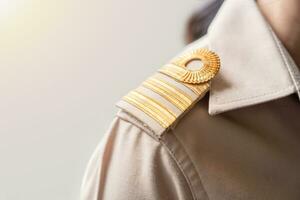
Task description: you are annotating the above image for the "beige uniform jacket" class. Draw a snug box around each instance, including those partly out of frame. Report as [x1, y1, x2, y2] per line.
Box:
[81, 0, 300, 199]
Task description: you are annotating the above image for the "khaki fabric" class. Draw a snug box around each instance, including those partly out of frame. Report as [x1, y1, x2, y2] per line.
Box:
[81, 117, 196, 200]
[171, 95, 300, 200]
[81, 0, 300, 199]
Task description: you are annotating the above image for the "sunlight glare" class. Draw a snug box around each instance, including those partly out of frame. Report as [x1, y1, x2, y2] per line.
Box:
[0, 0, 68, 51]
[0, 0, 25, 21]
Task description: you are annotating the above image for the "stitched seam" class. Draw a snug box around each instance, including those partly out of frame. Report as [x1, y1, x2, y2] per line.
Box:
[212, 85, 294, 105]
[274, 35, 295, 80]
[161, 132, 211, 200]
[271, 29, 300, 94]
[112, 115, 196, 198]
[160, 140, 198, 200]
[172, 131, 210, 200]
[115, 111, 160, 140]
[116, 113, 199, 199]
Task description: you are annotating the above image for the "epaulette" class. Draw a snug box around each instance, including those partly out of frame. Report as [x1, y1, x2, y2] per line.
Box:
[116, 48, 220, 138]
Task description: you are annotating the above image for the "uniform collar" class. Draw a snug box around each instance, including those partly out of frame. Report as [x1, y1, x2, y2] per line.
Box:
[207, 0, 300, 115]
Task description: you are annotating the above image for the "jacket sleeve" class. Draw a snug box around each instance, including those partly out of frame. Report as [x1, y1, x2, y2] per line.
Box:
[80, 116, 194, 200]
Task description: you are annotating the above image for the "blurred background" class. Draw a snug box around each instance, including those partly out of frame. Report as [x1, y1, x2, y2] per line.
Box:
[0, 0, 203, 199]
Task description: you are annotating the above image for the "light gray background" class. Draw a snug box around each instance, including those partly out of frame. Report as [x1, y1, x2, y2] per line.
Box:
[0, 0, 202, 199]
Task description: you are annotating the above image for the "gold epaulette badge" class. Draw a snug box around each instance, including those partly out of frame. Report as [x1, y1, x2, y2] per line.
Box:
[117, 48, 220, 136]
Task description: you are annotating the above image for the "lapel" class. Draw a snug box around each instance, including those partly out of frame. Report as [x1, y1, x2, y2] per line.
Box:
[206, 0, 300, 115]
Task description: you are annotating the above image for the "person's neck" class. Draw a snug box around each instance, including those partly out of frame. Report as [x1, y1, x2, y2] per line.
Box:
[258, 0, 300, 67]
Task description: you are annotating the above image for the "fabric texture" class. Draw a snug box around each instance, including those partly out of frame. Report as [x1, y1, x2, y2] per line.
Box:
[81, 0, 300, 199]
[172, 95, 300, 200]
[81, 117, 196, 200]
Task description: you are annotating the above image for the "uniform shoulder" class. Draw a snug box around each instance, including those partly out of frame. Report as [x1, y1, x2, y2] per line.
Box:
[116, 38, 220, 138]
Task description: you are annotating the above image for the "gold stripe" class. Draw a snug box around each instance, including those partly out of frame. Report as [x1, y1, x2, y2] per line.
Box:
[123, 90, 177, 128]
[123, 95, 169, 128]
[126, 90, 176, 127]
[143, 81, 187, 111]
[159, 64, 185, 81]
[156, 72, 210, 96]
[149, 76, 193, 103]
[143, 77, 192, 111]
[132, 90, 177, 120]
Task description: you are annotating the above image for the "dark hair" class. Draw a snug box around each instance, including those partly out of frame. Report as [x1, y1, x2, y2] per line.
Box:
[185, 0, 224, 44]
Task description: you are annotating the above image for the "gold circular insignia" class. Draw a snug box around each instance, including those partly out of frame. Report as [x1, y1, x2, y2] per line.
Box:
[160, 49, 220, 84]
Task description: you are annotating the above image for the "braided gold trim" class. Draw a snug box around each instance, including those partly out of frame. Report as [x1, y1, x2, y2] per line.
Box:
[123, 90, 177, 128]
[142, 76, 192, 111]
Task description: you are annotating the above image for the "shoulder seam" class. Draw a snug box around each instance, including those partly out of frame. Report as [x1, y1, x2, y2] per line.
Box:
[116, 109, 160, 141]
[160, 141, 197, 200]
[160, 132, 210, 200]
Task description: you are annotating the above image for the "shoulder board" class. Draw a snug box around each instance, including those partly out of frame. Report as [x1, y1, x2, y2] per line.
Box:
[116, 48, 220, 138]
